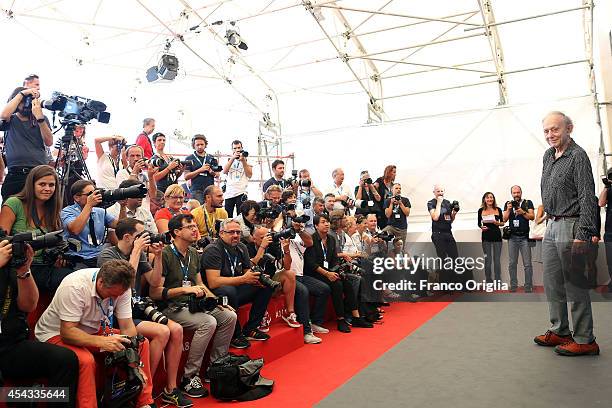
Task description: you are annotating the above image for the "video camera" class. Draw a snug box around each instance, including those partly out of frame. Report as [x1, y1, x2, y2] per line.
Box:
[91, 184, 148, 209]
[43, 91, 110, 125]
[188, 294, 229, 313]
[252, 253, 282, 290]
[330, 258, 365, 280]
[0, 229, 79, 267]
[132, 294, 168, 324]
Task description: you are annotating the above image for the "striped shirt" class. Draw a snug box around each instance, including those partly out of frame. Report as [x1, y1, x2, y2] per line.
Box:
[541, 139, 598, 241]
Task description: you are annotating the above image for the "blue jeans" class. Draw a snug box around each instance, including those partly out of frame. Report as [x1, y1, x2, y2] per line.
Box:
[212, 284, 273, 337]
[297, 275, 331, 327]
[482, 241, 502, 281]
[508, 236, 533, 288]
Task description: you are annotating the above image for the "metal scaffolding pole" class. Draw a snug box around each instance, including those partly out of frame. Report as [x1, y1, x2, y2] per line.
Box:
[302, 0, 384, 122]
[355, 57, 495, 75]
[465, 5, 591, 31]
[380, 80, 498, 100]
[479, 59, 589, 78]
[477, 0, 508, 105]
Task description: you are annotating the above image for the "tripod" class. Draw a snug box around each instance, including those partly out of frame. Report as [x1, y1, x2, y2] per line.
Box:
[55, 122, 92, 206]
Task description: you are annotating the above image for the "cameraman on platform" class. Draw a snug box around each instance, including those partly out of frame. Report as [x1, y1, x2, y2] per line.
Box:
[35, 259, 155, 408]
[108, 179, 158, 234]
[151, 132, 184, 201]
[0, 87, 54, 201]
[222, 140, 253, 217]
[99, 219, 192, 407]
[184, 134, 220, 204]
[383, 183, 411, 248]
[355, 170, 382, 217]
[297, 169, 322, 209]
[427, 184, 460, 284]
[135, 118, 155, 160]
[262, 159, 292, 192]
[0, 242, 79, 408]
[61, 180, 126, 269]
[94, 134, 126, 189]
[326, 168, 354, 213]
[502, 185, 535, 292]
[151, 214, 236, 399]
[116, 145, 158, 212]
[203, 219, 274, 349]
[598, 169, 612, 292]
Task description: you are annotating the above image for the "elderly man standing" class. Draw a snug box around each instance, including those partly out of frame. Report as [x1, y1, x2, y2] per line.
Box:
[535, 111, 600, 356]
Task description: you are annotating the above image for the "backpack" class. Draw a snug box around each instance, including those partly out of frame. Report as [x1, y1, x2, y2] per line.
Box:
[207, 353, 274, 401]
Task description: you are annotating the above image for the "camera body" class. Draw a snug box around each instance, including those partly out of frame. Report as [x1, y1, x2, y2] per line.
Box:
[257, 201, 282, 221]
[300, 179, 311, 188]
[235, 150, 249, 158]
[253, 253, 282, 290]
[93, 184, 148, 209]
[132, 296, 168, 324]
[451, 200, 460, 212]
[148, 232, 172, 245]
[373, 230, 394, 242]
[363, 177, 373, 185]
[188, 294, 228, 313]
[269, 228, 296, 242]
[330, 258, 365, 280]
[0, 229, 74, 267]
[394, 195, 402, 202]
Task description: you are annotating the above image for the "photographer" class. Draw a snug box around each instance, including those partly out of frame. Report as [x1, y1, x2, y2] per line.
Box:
[0, 241, 79, 408]
[0, 165, 74, 291]
[374, 165, 397, 229]
[236, 199, 260, 243]
[184, 134, 220, 204]
[61, 180, 125, 268]
[192, 185, 228, 238]
[155, 184, 190, 234]
[135, 117, 155, 159]
[427, 184, 459, 266]
[151, 214, 237, 398]
[355, 170, 382, 217]
[478, 192, 504, 283]
[0, 87, 54, 201]
[297, 169, 322, 209]
[109, 179, 158, 234]
[326, 168, 354, 213]
[363, 214, 390, 257]
[116, 144, 158, 213]
[98, 219, 192, 407]
[35, 259, 155, 408]
[203, 218, 273, 349]
[304, 214, 373, 333]
[598, 169, 612, 292]
[304, 197, 326, 234]
[260, 184, 284, 231]
[262, 159, 293, 192]
[383, 183, 411, 249]
[502, 185, 535, 292]
[94, 134, 126, 189]
[151, 132, 183, 199]
[324, 193, 336, 214]
[222, 140, 253, 217]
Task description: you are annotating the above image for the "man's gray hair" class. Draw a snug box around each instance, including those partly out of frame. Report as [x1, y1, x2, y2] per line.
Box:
[143, 117, 155, 127]
[544, 111, 573, 127]
[332, 168, 343, 178]
[219, 218, 241, 232]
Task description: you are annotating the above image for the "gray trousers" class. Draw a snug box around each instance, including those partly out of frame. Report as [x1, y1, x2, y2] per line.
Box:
[163, 305, 237, 379]
[508, 236, 533, 288]
[542, 218, 594, 344]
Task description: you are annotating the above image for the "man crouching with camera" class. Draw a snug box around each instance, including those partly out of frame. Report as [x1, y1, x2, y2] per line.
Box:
[203, 219, 274, 349]
[98, 219, 192, 407]
[150, 214, 237, 399]
[34, 259, 155, 408]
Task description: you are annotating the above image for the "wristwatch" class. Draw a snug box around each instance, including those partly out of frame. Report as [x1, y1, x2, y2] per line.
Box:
[16, 270, 32, 280]
[36, 118, 45, 123]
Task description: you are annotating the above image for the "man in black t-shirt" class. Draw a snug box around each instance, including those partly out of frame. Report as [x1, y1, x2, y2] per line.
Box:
[502, 185, 535, 292]
[383, 183, 411, 249]
[203, 218, 274, 349]
[0, 242, 79, 407]
[427, 185, 459, 284]
[262, 159, 292, 192]
[184, 134, 220, 204]
[354, 170, 382, 217]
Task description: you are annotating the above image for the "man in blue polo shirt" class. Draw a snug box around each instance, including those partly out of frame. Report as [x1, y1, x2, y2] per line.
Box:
[61, 179, 125, 269]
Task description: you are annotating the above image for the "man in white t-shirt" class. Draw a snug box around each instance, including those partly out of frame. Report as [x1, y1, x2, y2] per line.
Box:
[326, 168, 354, 213]
[116, 144, 158, 213]
[35, 260, 155, 408]
[108, 179, 158, 234]
[288, 221, 330, 340]
[94, 134, 126, 189]
[222, 140, 252, 217]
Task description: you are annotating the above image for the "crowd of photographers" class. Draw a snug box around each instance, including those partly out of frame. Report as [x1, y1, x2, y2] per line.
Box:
[1, 76, 611, 406]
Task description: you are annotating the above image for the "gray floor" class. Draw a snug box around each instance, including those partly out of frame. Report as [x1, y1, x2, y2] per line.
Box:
[318, 302, 612, 408]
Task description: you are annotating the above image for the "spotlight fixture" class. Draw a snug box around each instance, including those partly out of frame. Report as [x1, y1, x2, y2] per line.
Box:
[146, 54, 179, 83]
[225, 21, 248, 51]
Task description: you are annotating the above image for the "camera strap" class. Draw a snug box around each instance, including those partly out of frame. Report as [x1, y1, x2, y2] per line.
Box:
[203, 208, 216, 237]
[30, 205, 46, 235]
[170, 244, 190, 282]
[88, 215, 99, 246]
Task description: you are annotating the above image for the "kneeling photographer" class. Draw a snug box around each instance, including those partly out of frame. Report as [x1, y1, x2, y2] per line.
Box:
[98, 219, 192, 407]
[0, 165, 75, 291]
[202, 219, 273, 349]
[304, 214, 373, 333]
[151, 214, 236, 399]
[61, 179, 139, 269]
[0, 240, 79, 408]
[34, 259, 155, 408]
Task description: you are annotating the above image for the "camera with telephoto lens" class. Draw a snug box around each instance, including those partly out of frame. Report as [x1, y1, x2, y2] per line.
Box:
[300, 179, 311, 188]
[132, 294, 168, 324]
[149, 157, 193, 170]
[373, 230, 394, 242]
[188, 294, 228, 313]
[194, 236, 214, 251]
[270, 228, 296, 242]
[92, 184, 148, 209]
[330, 258, 365, 280]
[286, 170, 298, 185]
[42, 91, 110, 124]
[148, 232, 172, 245]
[394, 195, 402, 202]
[0, 229, 76, 267]
[292, 214, 310, 224]
[101, 333, 146, 407]
[451, 200, 460, 212]
[257, 201, 282, 220]
[253, 253, 281, 290]
[302, 198, 311, 209]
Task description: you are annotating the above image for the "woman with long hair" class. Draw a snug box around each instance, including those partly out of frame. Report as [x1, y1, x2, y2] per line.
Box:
[154, 184, 191, 233]
[0, 165, 73, 291]
[477, 191, 504, 282]
[374, 165, 396, 229]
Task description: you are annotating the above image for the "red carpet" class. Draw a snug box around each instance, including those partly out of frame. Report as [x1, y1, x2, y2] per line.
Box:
[192, 301, 450, 407]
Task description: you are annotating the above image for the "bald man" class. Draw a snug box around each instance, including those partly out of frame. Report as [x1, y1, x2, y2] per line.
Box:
[427, 185, 459, 285]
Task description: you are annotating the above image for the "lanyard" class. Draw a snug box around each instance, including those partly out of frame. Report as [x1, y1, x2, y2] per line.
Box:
[1, 286, 11, 321]
[108, 153, 120, 176]
[93, 271, 114, 335]
[224, 248, 238, 276]
[203, 208, 215, 236]
[170, 244, 191, 281]
[320, 239, 327, 260]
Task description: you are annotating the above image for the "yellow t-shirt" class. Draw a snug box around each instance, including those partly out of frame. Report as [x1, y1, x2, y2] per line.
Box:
[191, 206, 228, 237]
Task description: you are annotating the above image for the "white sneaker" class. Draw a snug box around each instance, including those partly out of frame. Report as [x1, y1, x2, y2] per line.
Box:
[304, 333, 322, 344]
[311, 323, 329, 334]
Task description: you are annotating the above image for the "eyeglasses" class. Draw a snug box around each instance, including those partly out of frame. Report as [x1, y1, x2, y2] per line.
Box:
[179, 224, 198, 231]
[222, 230, 241, 235]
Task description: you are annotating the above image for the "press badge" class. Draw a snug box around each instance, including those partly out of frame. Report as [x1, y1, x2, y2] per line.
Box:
[513, 220, 520, 228]
[395, 214, 401, 219]
[323, 261, 329, 268]
[182, 280, 192, 287]
[368, 200, 374, 207]
[444, 214, 451, 221]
